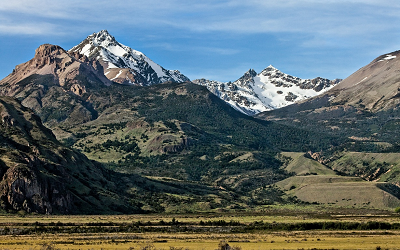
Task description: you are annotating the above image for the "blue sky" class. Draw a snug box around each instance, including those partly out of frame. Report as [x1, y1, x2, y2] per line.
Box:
[0, 0, 399, 82]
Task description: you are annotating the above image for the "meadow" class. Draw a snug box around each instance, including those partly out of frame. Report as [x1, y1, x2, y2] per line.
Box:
[1, 207, 400, 250]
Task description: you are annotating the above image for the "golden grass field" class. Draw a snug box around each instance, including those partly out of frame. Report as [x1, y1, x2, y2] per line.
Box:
[1, 231, 400, 250]
[0, 210, 400, 250]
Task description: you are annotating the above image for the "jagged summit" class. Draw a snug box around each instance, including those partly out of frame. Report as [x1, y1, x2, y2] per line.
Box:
[69, 30, 190, 86]
[92, 30, 116, 44]
[193, 66, 341, 115]
[264, 65, 277, 70]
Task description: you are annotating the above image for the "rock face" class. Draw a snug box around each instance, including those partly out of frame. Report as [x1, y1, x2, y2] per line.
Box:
[0, 97, 73, 213]
[0, 155, 73, 214]
[0, 97, 138, 214]
[69, 30, 190, 86]
[193, 66, 340, 115]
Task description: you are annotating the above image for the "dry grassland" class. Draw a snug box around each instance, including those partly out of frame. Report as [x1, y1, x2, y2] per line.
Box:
[0, 212, 400, 250]
[1, 231, 400, 250]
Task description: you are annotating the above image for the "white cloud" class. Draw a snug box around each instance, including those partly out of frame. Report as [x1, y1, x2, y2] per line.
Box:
[1, 0, 399, 72]
[1, 0, 399, 39]
[143, 42, 240, 56]
[0, 23, 54, 35]
[0, 14, 61, 35]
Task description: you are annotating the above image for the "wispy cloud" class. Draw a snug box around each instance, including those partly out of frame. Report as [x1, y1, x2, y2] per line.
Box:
[0, 21, 54, 35]
[1, 0, 399, 39]
[143, 42, 240, 55]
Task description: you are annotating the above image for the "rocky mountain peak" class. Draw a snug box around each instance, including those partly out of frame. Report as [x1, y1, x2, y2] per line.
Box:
[0, 43, 112, 125]
[1, 43, 111, 89]
[34, 44, 66, 60]
[83, 30, 121, 56]
[246, 69, 258, 77]
[194, 66, 340, 115]
[93, 30, 115, 43]
[263, 65, 278, 71]
[69, 30, 190, 86]
[234, 69, 257, 87]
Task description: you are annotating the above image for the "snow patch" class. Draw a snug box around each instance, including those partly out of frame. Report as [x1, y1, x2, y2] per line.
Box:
[355, 76, 368, 85]
[80, 44, 92, 57]
[144, 58, 167, 79]
[379, 55, 397, 62]
[111, 70, 123, 81]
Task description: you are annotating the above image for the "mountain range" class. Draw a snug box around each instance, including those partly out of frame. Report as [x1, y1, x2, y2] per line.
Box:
[69, 30, 340, 115]
[1, 30, 400, 214]
[194, 67, 341, 115]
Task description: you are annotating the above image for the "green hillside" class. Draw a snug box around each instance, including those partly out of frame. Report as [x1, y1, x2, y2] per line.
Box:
[54, 82, 339, 187]
[0, 96, 283, 214]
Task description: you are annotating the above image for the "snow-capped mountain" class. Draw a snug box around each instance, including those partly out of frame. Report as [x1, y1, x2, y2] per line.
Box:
[69, 30, 190, 86]
[193, 66, 341, 115]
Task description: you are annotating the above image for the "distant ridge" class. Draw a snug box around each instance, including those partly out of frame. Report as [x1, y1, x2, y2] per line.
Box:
[194, 66, 340, 115]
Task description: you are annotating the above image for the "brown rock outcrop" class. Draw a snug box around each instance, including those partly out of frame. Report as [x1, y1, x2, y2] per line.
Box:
[0, 44, 111, 126]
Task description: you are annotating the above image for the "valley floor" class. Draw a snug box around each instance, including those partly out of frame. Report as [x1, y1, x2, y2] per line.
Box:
[1, 231, 400, 250]
[1, 209, 400, 250]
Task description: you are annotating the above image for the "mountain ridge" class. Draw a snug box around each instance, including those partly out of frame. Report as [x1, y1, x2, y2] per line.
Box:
[193, 65, 341, 115]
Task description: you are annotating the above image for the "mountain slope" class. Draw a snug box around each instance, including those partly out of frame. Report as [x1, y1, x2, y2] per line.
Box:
[69, 30, 190, 85]
[194, 66, 340, 115]
[0, 96, 258, 214]
[328, 50, 400, 111]
[256, 49, 400, 183]
[65, 81, 336, 182]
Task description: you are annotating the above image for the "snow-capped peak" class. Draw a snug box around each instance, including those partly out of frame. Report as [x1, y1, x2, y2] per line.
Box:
[69, 30, 190, 86]
[265, 65, 277, 70]
[193, 67, 341, 115]
[92, 30, 116, 46]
